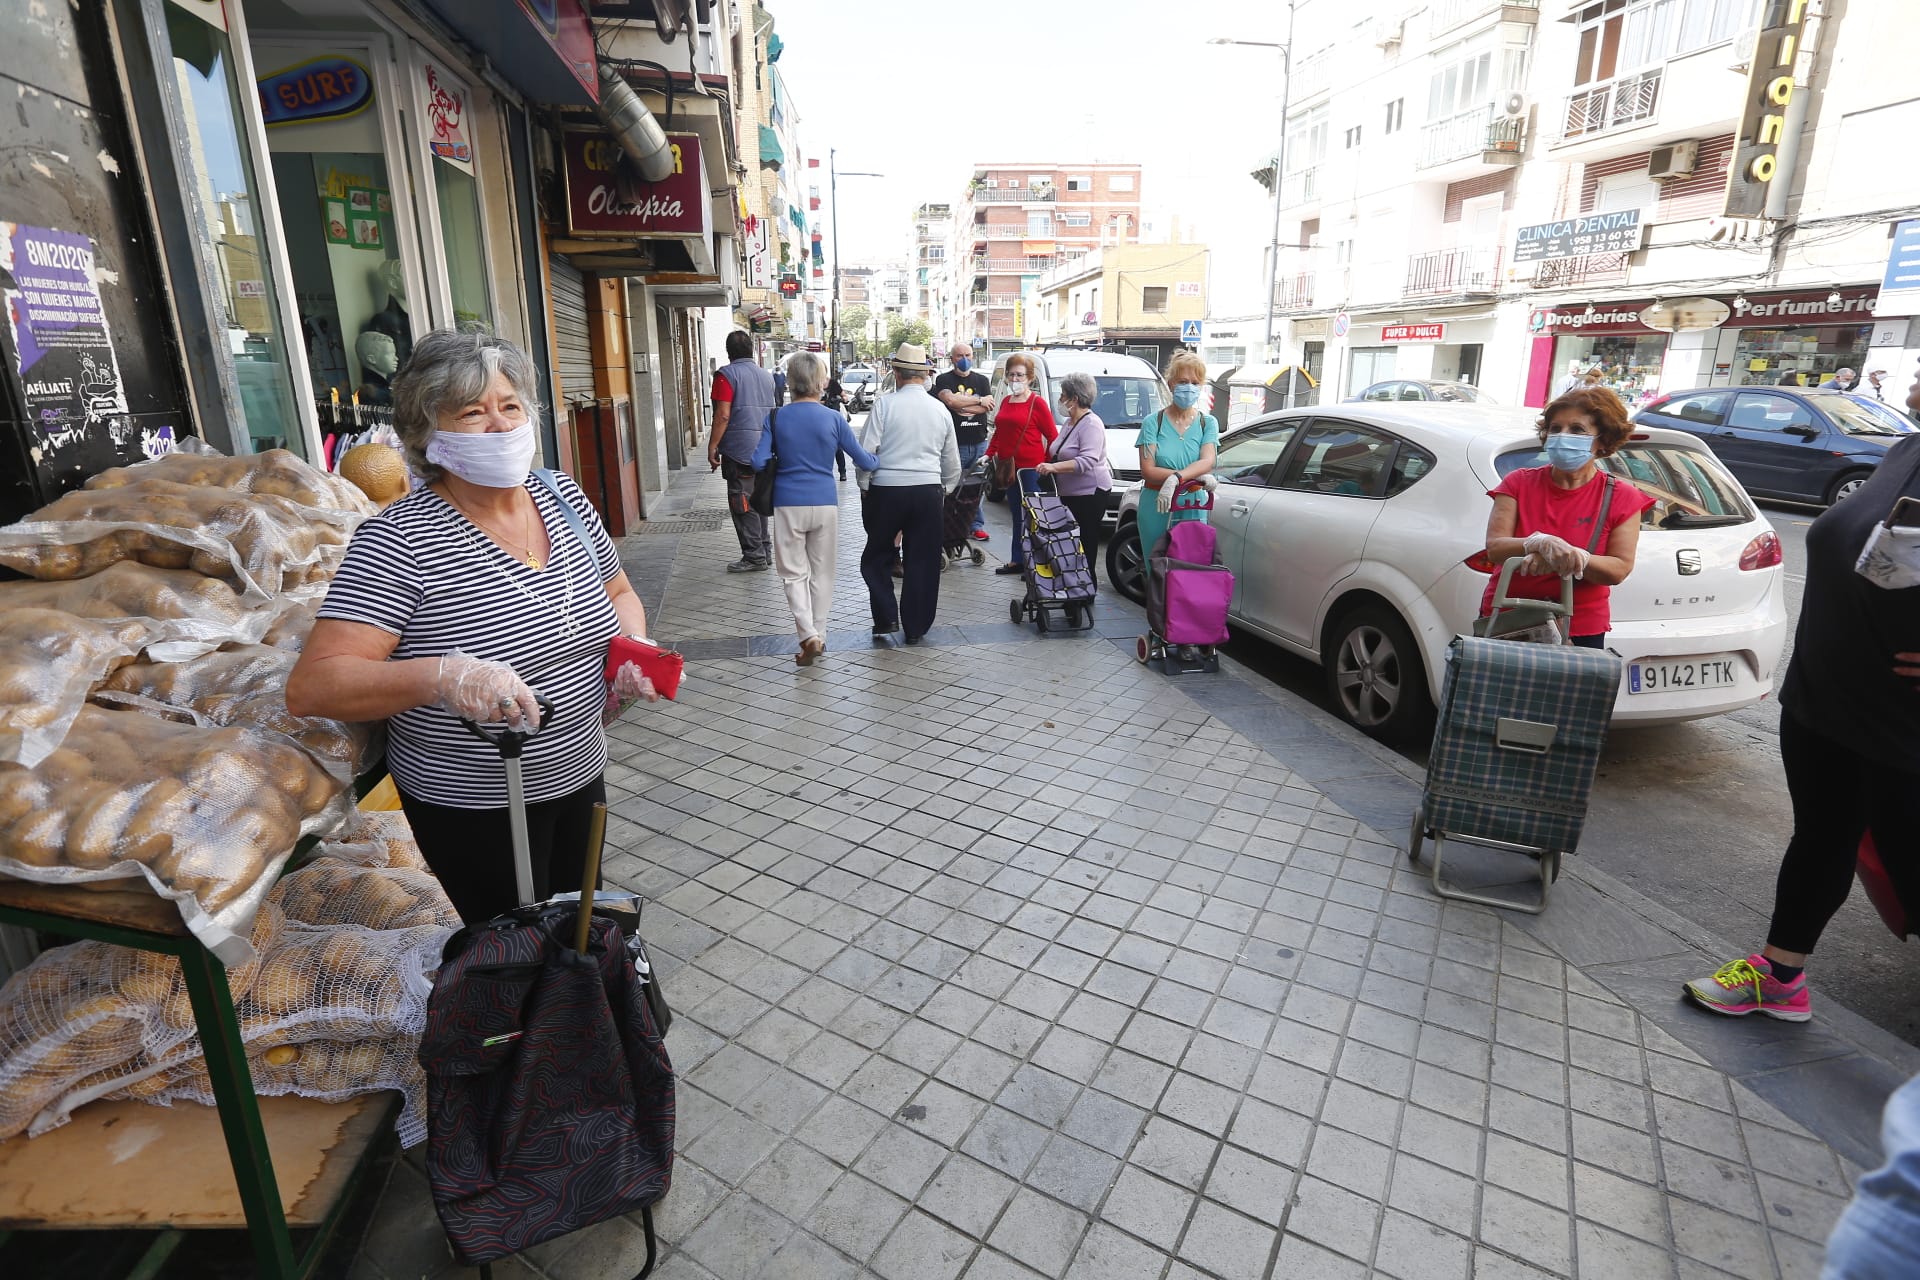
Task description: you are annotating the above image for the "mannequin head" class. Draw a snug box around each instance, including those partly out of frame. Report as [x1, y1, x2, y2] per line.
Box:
[379, 258, 407, 309]
[357, 330, 399, 379]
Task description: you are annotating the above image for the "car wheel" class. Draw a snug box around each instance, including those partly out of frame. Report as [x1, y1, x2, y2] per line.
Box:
[1106, 518, 1147, 604]
[1324, 605, 1432, 743]
[1827, 469, 1872, 504]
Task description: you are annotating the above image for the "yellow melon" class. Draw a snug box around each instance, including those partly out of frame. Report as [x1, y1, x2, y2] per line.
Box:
[337, 444, 411, 508]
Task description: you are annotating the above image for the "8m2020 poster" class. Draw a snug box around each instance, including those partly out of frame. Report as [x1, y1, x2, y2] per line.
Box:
[1, 221, 129, 454]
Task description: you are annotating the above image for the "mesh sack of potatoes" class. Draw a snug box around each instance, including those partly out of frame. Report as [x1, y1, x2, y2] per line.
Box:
[86, 441, 376, 518]
[96, 644, 381, 779]
[0, 705, 351, 964]
[0, 607, 142, 767]
[0, 562, 278, 662]
[273, 857, 458, 931]
[0, 481, 359, 601]
[104, 919, 448, 1146]
[310, 807, 429, 872]
[258, 597, 320, 651]
[0, 902, 286, 1139]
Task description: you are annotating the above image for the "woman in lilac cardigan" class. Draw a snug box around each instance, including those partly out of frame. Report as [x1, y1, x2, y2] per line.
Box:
[1036, 371, 1115, 589]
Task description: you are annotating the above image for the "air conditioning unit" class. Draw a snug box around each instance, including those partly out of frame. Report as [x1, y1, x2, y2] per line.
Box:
[1501, 92, 1529, 119]
[1372, 18, 1404, 48]
[1649, 140, 1699, 181]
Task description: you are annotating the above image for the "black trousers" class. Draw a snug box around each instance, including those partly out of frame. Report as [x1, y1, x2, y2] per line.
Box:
[1060, 490, 1110, 589]
[1768, 710, 1920, 954]
[399, 775, 606, 926]
[861, 483, 943, 638]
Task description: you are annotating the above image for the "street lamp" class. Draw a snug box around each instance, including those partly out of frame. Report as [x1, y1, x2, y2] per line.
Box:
[1211, 5, 1297, 398]
[828, 148, 884, 367]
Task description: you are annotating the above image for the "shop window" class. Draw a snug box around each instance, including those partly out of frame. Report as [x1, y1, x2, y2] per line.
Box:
[421, 61, 492, 329]
[167, 4, 305, 455]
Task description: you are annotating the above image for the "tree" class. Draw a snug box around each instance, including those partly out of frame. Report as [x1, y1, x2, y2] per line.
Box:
[882, 314, 932, 357]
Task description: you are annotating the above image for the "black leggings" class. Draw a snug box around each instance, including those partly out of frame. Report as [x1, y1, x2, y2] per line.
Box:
[1060, 490, 1110, 589]
[1768, 711, 1920, 954]
[399, 775, 606, 925]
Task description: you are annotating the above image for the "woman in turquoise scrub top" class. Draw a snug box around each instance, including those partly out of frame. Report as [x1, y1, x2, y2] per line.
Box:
[1135, 350, 1220, 562]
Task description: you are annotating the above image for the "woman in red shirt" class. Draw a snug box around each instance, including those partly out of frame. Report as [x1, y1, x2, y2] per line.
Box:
[1482, 387, 1654, 646]
[986, 351, 1058, 575]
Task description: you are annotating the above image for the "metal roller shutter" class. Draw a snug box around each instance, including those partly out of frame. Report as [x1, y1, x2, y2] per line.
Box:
[549, 256, 594, 403]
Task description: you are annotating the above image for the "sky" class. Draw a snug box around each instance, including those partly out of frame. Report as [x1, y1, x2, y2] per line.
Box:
[768, 0, 1294, 316]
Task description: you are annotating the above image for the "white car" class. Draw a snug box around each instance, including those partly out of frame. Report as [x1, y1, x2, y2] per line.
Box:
[1106, 404, 1788, 741]
[989, 348, 1170, 525]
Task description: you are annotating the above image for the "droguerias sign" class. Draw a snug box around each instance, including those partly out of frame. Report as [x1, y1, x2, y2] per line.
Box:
[562, 130, 706, 238]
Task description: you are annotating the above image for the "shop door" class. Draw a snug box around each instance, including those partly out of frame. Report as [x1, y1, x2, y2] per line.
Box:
[254, 37, 427, 415]
[1302, 341, 1324, 406]
[1348, 346, 1395, 397]
[1456, 344, 1484, 385]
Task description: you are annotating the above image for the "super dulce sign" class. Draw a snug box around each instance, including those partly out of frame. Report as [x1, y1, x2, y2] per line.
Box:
[562, 131, 705, 238]
[1381, 323, 1445, 342]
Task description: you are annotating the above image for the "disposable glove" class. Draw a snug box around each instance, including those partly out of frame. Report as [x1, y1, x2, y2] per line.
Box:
[433, 651, 542, 728]
[1522, 531, 1589, 578]
[603, 661, 659, 724]
[1197, 474, 1219, 492]
[1156, 474, 1181, 512]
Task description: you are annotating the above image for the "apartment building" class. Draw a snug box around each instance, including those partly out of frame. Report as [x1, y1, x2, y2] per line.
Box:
[943, 163, 1144, 358]
[1027, 244, 1211, 370]
[911, 202, 951, 331]
[1268, 0, 1916, 408]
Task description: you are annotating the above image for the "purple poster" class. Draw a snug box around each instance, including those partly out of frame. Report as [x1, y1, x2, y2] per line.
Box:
[1, 222, 129, 451]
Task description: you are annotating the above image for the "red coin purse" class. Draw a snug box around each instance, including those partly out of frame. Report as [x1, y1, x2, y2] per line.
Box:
[604, 636, 684, 701]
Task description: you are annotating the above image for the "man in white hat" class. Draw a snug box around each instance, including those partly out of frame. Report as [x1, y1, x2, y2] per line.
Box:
[855, 343, 961, 643]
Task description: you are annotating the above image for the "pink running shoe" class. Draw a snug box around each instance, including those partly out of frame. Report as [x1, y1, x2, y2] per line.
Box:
[1684, 954, 1812, 1022]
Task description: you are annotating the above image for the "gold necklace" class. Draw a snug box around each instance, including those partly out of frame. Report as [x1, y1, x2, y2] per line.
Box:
[440, 486, 543, 568]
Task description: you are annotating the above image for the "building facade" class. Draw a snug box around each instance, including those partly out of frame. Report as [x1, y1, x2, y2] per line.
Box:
[0, 0, 782, 528]
[910, 202, 951, 334]
[1027, 245, 1212, 371]
[944, 163, 1144, 358]
[1264, 0, 1914, 409]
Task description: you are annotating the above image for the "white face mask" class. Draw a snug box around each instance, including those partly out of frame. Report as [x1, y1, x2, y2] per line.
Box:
[426, 421, 537, 489]
[1007, 376, 1029, 393]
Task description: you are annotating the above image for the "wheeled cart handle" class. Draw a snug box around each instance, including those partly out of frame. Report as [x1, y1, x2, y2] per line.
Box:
[459, 692, 558, 757]
[460, 692, 557, 906]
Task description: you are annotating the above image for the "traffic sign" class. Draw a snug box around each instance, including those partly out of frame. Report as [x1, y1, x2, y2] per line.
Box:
[1180, 319, 1204, 343]
[1332, 310, 1351, 338]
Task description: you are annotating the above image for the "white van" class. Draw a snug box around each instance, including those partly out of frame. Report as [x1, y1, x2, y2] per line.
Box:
[989, 347, 1171, 525]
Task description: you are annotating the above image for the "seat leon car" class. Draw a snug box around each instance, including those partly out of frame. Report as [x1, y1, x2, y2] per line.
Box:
[1633, 386, 1910, 505]
[1106, 405, 1788, 742]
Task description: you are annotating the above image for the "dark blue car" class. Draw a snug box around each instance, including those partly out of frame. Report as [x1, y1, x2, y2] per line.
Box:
[1632, 387, 1914, 506]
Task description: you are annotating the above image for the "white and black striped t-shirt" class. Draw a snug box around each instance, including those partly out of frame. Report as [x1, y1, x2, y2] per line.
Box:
[317, 472, 621, 807]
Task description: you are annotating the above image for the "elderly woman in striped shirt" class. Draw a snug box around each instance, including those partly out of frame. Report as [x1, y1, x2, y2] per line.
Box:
[287, 329, 657, 924]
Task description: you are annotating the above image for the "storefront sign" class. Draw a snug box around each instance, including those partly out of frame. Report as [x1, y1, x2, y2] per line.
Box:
[258, 56, 374, 128]
[1, 222, 129, 443]
[1512, 210, 1645, 264]
[743, 214, 771, 290]
[1725, 1, 1811, 219]
[1639, 297, 1730, 333]
[514, 0, 598, 103]
[1723, 287, 1878, 326]
[563, 131, 706, 238]
[1176, 281, 1203, 297]
[1527, 302, 1658, 335]
[421, 61, 473, 169]
[1876, 219, 1920, 318]
[1381, 323, 1445, 342]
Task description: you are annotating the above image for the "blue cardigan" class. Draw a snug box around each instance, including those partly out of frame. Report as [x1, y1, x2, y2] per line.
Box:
[749, 401, 878, 508]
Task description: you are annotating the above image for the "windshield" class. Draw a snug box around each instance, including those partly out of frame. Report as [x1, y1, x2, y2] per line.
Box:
[1495, 439, 1756, 528]
[1818, 392, 1917, 436]
[1429, 383, 1485, 403]
[1047, 374, 1169, 428]
[843, 370, 875, 385]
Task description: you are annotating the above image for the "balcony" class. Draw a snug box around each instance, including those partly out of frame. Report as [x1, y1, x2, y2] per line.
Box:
[1278, 167, 1319, 209]
[1274, 272, 1316, 310]
[971, 186, 1055, 204]
[985, 256, 1060, 273]
[985, 226, 1026, 240]
[1292, 49, 1331, 103]
[1405, 247, 1501, 297]
[1417, 104, 1526, 170]
[1526, 252, 1629, 289]
[968, 291, 988, 308]
[989, 294, 1022, 309]
[1429, 0, 1538, 36]
[1562, 69, 1662, 140]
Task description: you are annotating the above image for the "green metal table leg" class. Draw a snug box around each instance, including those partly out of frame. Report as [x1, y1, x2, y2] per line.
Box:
[122, 1229, 186, 1280]
[177, 943, 296, 1278]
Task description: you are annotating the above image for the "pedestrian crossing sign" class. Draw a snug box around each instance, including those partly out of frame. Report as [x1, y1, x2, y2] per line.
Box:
[1180, 319, 1203, 342]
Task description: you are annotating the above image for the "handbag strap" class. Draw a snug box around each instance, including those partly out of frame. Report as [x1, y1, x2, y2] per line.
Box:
[533, 469, 595, 558]
[766, 406, 778, 459]
[1585, 473, 1616, 554]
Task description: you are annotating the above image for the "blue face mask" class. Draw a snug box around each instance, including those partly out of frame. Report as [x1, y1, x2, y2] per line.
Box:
[1171, 384, 1202, 409]
[954, 357, 971, 372]
[1543, 433, 1595, 471]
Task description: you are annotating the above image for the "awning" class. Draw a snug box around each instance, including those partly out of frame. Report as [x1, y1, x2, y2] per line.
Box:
[1022, 240, 1055, 255]
[767, 32, 785, 62]
[759, 125, 785, 170]
[419, 0, 597, 105]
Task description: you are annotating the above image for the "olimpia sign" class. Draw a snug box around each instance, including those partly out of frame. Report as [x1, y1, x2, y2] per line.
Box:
[1725, 0, 1813, 219]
